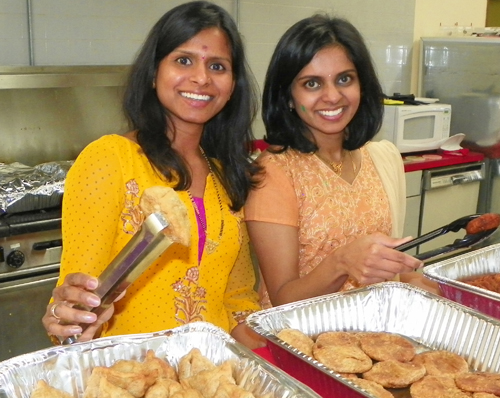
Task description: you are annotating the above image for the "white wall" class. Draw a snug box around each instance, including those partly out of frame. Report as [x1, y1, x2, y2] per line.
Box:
[0, 0, 486, 138]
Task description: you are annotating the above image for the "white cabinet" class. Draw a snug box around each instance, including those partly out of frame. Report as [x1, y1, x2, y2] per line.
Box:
[404, 171, 422, 255]
[419, 162, 485, 253]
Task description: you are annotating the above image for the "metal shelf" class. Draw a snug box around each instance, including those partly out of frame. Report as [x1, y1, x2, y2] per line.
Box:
[0, 65, 130, 89]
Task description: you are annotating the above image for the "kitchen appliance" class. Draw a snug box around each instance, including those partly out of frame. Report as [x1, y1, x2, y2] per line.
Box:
[418, 162, 485, 255]
[419, 37, 500, 238]
[0, 207, 62, 361]
[403, 170, 422, 256]
[373, 103, 451, 153]
[0, 66, 129, 361]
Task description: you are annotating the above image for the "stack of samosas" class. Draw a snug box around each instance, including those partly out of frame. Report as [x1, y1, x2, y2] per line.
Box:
[30, 348, 265, 398]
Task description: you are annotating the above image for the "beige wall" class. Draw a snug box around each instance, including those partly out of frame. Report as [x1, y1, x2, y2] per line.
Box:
[411, 0, 488, 93]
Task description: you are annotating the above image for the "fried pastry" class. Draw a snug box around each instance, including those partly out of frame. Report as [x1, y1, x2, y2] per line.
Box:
[213, 382, 255, 398]
[472, 393, 500, 398]
[362, 359, 426, 388]
[359, 332, 416, 362]
[276, 328, 315, 357]
[180, 360, 235, 398]
[349, 378, 394, 398]
[465, 213, 500, 235]
[30, 380, 73, 398]
[313, 343, 372, 373]
[412, 350, 469, 376]
[145, 378, 183, 398]
[315, 331, 360, 347]
[455, 372, 500, 395]
[178, 348, 216, 380]
[96, 376, 136, 398]
[144, 350, 178, 381]
[170, 388, 204, 398]
[410, 375, 470, 398]
[338, 373, 359, 380]
[139, 186, 191, 247]
[83, 365, 155, 398]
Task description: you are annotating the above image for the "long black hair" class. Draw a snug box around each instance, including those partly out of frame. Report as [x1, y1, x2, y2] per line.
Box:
[123, 1, 260, 210]
[262, 14, 384, 152]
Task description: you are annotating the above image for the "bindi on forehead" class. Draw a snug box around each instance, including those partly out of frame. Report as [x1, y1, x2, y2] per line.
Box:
[202, 45, 208, 59]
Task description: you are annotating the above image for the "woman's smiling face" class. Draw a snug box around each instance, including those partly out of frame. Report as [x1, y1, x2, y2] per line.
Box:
[290, 45, 361, 140]
[155, 27, 235, 134]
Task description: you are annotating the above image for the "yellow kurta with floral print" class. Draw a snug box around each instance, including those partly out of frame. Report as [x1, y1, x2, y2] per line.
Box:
[59, 134, 260, 336]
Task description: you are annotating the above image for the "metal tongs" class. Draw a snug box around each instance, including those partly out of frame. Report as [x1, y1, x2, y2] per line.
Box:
[395, 214, 498, 262]
[61, 212, 174, 345]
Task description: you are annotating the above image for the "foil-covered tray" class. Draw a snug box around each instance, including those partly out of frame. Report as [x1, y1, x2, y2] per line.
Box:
[0, 161, 72, 215]
[0, 322, 320, 398]
[246, 281, 500, 398]
[423, 242, 500, 320]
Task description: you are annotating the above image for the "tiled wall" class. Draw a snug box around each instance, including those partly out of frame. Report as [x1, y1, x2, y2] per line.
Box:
[0, 0, 415, 137]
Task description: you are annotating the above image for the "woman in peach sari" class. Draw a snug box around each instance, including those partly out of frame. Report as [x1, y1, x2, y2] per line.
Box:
[245, 14, 437, 309]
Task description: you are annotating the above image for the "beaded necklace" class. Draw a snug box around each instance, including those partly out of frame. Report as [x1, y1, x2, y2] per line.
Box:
[187, 149, 225, 255]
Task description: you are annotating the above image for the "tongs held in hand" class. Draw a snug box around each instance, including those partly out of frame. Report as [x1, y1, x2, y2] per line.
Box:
[395, 213, 497, 262]
[394, 214, 481, 253]
[62, 212, 173, 345]
[413, 229, 495, 262]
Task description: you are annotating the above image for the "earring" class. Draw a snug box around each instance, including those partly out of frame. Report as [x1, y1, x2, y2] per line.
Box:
[152, 80, 156, 89]
[288, 101, 294, 112]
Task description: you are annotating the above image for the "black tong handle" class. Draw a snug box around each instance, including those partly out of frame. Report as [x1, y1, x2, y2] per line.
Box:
[395, 214, 481, 253]
[415, 229, 496, 262]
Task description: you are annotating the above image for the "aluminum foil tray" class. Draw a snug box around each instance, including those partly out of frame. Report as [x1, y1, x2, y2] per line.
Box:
[246, 281, 500, 398]
[0, 161, 72, 215]
[423, 242, 500, 320]
[0, 322, 320, 398]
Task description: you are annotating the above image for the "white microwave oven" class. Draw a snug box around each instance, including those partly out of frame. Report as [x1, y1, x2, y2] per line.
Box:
[374, 103, 452, 153]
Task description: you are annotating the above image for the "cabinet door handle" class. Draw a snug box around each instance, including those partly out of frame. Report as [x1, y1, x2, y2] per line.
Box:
[451, 175, 467, 184]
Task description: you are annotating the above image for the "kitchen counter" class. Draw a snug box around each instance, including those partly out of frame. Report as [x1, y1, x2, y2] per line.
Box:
[403, 149, 484, 172]
[251, 140, 485, 172]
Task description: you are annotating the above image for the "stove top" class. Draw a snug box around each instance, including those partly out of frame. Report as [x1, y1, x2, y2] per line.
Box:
[0, 207, 62, 279]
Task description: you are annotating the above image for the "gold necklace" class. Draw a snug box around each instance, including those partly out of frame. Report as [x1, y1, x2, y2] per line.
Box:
[187, 149, 224, 255]
[329, 153, 345, 175]
[316, 150, 345, 175]
[316, 149, 356, 175]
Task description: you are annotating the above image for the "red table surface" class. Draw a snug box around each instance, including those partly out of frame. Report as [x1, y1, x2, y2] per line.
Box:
[251, 140, 485, 173]
[403, 149, 484, 172]
[253, 345, 277, 365]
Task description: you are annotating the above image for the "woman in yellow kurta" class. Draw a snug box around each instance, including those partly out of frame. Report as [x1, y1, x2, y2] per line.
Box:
[41, 1, 264, 349]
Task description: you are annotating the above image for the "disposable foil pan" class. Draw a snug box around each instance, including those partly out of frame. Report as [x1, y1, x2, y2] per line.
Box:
[423, 242, 500, 320]
[246, 281, 500, 398]
[0, 322, 320, 398]
[0, 161, 72, 214]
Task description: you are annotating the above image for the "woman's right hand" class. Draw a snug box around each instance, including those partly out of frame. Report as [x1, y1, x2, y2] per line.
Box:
[333, 233, 423, 286]
[42, 272, 115, 344]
